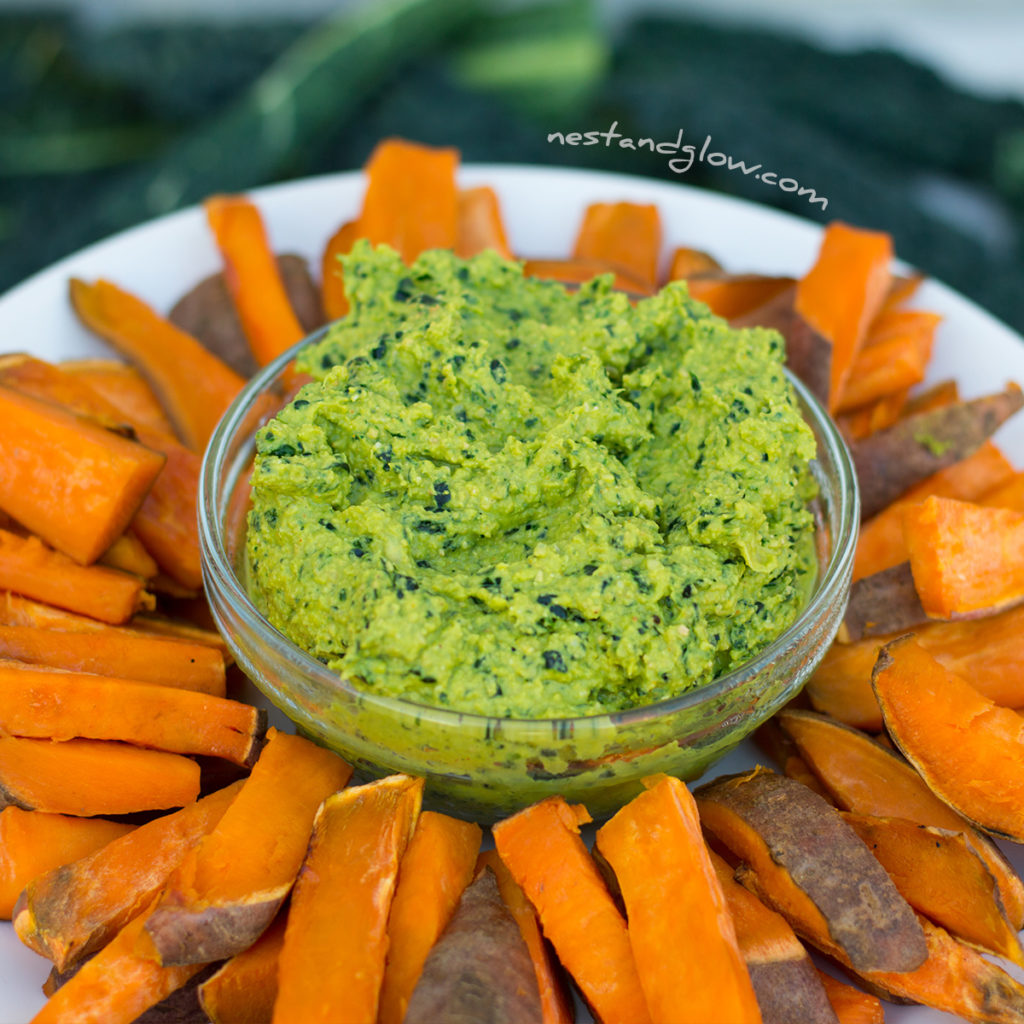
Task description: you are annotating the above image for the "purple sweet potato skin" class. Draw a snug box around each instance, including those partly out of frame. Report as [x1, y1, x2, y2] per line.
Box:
[404, 868, 542, 1024]
[842, 561, 927, 641]
[747, 958, 839, 1024]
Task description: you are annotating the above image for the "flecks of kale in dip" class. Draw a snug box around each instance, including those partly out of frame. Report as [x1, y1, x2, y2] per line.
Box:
[245, 242, 818, 719]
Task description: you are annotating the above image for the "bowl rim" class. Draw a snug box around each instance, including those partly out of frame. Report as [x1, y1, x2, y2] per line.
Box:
[199, 308, 859, 732]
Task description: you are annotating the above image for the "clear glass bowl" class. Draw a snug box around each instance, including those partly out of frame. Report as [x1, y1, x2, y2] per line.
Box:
[199, 330, 858, 823]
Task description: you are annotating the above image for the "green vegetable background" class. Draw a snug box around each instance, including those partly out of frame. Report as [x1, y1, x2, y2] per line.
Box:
[3, 0, 1024, 333]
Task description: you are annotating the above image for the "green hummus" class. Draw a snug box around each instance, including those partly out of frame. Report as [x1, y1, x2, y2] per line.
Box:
[245, 242, 817, 719]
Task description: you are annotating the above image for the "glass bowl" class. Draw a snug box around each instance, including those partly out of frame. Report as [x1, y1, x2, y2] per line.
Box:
[199, 330, 858, 824]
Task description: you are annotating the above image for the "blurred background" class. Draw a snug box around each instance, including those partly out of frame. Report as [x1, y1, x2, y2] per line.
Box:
[3, 0, 1024, 331]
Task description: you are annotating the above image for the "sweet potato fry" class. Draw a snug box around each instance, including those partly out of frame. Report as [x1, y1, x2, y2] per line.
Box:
[809, 602, 1024, 730]
[816, 972, 884, 1024]
[841, 561, 926, 641]
[493, 795, 651, 1024]
[0, 626, 224, 694]
[62, 358, 177, 437]
[572, 201, 662, 287]
[904, 495, 1024, 619]
[272, 774, 423, 1024]
[596, 774, 762, 1024]
[456, 185, 513, 259]
[198, 909, 286, 1024]
[688, 274, 794, 321]
[69, 277, 246, 452]
[850, 383, 1024, 519]
[902, 378, 959, 417]
[475, 850, 574, 1024]
[204, 195, 309, 367]
[0, 669, 263, 766]
[834, 310, 939, 413]
[320, 219, 360, 321]
[0, 735, 200, 816]
[522, 257, 653, 295]
[709, 849, 838, 1024]
[403, 868, 542, 1024]
[170, 253, 324, 378]
[794, 222, 892, 412]
[837, 388, 908, 440]
[146, 728, 351, 966]
[778, 708, 1024, 929]
[664, 246, 723, 281]
[100, 530, 159, 579]
[873, 635, 1024, 842]
[378, 811, 482, 1024]
[358, 138, 459, 263]
[880, 271, 925, 313]
[0, 385, 165, 565]
[0, 808, 133, 919]
[695, 768, 927, 974]
[14, 781, 241, 970]
[0, 590, 107, 631]
[853, 440, 1015, 582]
[842, 810, 1024, 965]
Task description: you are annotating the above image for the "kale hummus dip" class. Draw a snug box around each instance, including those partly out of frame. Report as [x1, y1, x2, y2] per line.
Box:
[245, 242, 817, 719]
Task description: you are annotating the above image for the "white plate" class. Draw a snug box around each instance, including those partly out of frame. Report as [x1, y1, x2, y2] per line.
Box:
[2, 165, 1024, 1023]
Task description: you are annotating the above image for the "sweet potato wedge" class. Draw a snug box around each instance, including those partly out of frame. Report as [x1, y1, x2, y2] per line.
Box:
[816, 972, 884, 1024]
[778, 708, 1024, 929]
[403, 867, 542, 1024]
[320, 219, 360, 321]
[456, 185, 513, 260]
[596, 774, 761, 1024]
[62, 358, 177, 438]
[493, 795, 651, 1024]
[842, 811, 1024, 965]
[904, 495, 1024, 619]
[841, 561, 926, 641]
[709, 849, 838, 1024]
[378, 811, 482, 1024]
[850, 383, 1024, 519]
[695, 767, 927, 974]
[0, 808, 133, 919]
[475, 850, 575, 1024]
[146, 728, 352, 966]
[572, 201, 662, 287]
[873, 635, 1024, 842]
[664, 245, 723, 282]
[198, 909, 286, 1024]
[272, 774, 423, 1024]
[0, 735, 200, 817]
[14, 780, 241, 971]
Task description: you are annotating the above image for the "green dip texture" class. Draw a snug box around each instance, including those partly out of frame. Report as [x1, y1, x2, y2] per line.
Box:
[245, 242, 817, 719]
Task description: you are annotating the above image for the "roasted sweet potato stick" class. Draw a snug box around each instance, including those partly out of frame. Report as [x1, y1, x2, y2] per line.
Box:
[0, 808, 132, 919]
[838, 389, 908, 441]
[378, 811, 482, 1024]
[815, 972, 884, 1024]
[493, 795, 652, 1024]
[146, 728, 352, 966]
[695, 768, 927, 974]
[902, 378, 959, 417]
[880, 271, 925, 314]
[69, 277, 245, 452]
[834, 310, 939, 413]
[456, 185, 513, 259]
[708, 849, 837, 1024]
[873, 636, 1024, 842]
[0, 735, 199, 816]
[404, 868, 542, 1024]
[778, 709, 1024, 929]
[100, 531, 159, 579]
[904, 495, 1024, 618]
[0, 670, 264, 766]
[794, 222, 892, 412]
[30, 897, 210, 1024]
[0, 385, 164, 565]
[320, 219, 360, 321]
[0, 626, 224, 694]
[809, 602, 1024, 730]
[850, 383, 1024, 519]
[596, 774, 762, 1024]
[664, 246, 722, 281]
[842, 561, 927, 641]
[572, 201, 662, 287]
[14, 781, 241, 970]
[62, 358, 177, 437]
[205, 195, 308, 366]
[475, 849, 574, 1024]
[687, 274, 794, 320]
[198, 909, 286, 1024]
[523, 257, 653, 295]
[841, 811, 1024, 965]
[358, 138, 459, 263]
[272, 774, 423, 1024]
[853, 440, 1014, 581]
